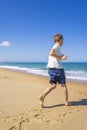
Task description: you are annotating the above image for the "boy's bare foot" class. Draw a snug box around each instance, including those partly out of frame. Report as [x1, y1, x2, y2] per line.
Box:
[65, 102, 71, 106]
[39, 95, 44, 108]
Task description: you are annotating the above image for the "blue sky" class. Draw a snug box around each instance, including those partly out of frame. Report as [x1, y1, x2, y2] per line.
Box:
[0, 0, 87, 62]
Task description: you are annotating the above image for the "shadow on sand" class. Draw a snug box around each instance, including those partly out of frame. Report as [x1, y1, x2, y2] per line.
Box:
[43, 99, 87, 108]
[71, 99, 87, 106]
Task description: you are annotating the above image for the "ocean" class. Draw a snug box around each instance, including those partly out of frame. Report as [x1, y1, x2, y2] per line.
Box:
[0, 62, 87, 83]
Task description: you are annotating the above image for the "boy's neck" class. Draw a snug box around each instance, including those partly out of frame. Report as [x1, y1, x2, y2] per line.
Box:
[55, 42, 60, 46]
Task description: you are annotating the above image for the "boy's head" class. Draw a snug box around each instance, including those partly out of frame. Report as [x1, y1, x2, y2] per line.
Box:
[54, 33, 63, 46]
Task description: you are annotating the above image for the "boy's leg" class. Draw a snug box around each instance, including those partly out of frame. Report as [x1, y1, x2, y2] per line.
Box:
[39, 83, 57, 107]
[61, 84, 70, 106]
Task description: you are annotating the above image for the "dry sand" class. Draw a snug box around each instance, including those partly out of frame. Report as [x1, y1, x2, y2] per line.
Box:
[0, 68, 87, 130]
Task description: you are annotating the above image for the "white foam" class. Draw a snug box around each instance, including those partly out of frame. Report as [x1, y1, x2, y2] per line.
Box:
[0, 65, 48, 76]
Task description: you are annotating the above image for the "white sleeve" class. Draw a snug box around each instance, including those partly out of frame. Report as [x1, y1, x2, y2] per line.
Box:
[52, 44, 63, 56]
[52, 44, 59, 52]
[52, 45, 60, 53]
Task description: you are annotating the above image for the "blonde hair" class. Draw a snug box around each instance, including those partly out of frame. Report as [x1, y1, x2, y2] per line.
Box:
[54, 33, 63, 43]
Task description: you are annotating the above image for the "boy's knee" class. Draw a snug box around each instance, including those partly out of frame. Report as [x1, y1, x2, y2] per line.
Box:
[61, 84, 66, 87]
[51, 84, 57, 89]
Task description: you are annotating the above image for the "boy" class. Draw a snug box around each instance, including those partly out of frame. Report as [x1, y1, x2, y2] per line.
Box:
[39, 33, 70, 107]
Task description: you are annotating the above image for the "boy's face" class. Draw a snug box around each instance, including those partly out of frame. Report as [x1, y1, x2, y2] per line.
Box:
[59, 38, 63, 46]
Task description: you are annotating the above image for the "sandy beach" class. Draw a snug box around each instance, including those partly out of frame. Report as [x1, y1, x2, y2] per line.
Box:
[0, 68, 87, 130]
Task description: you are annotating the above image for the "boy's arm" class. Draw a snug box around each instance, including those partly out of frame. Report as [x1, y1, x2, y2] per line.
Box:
[50, 49, 67, 60]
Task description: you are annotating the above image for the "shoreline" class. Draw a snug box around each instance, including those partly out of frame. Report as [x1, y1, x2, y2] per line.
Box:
[0, 62, 87, 83]
[0, 68, 87, 130]
[0, 67, 87, 84]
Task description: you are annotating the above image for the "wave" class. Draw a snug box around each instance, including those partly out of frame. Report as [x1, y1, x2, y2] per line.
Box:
[66, 72, 87, 82]
[0, 65, 87, 82]
[0, 65, 48, 76]
[65, 71, 87, 81]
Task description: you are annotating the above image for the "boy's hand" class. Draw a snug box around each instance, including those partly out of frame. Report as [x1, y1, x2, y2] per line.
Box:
[61, 55, 68, 60]
[50, 50, 68, 60]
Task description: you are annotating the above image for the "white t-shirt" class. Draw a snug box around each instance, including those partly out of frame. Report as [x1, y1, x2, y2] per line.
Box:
[47, 43, 63, 68]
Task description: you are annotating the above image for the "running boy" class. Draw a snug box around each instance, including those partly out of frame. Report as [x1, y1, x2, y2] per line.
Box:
[39, 33, 70, 107]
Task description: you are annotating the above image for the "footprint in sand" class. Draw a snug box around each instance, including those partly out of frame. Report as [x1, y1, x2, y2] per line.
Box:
[18, 119, 29, 130]
[9, 126, 17, 130]
[1, 116, 10, 122]
[0, 76, 10, 79]
[33, 114, 40, 117]
[27, 108, 43, 118]
[9, 118, 29, 130]
[45, 120, 51, 123]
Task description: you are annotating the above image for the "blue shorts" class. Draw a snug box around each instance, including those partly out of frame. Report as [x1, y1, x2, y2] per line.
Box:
[48, 68, 66, 85]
